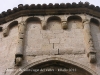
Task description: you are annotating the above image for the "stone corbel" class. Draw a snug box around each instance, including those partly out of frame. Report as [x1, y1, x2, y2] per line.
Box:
[62, 21, 67, 30]
[15, 56, 23, 66]
[3, 27, 9, 37]
[15, 39, 24, 66]
[88, 51, 96, 63]
[41, 21, 47, 30]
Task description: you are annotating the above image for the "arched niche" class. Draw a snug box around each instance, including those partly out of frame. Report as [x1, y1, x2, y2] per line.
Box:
[24, 17, 42, 54]
[90, 18, 100, 51]
[26, 17, 41, 24]
[25, 17, 42, 30]
[46, 16, 62, 30]
[66, 16, 84, 52]
[14, 57, 97, 75]
[8, 21, 18, 29]
[67, 16, 83, 29]
[90, 18, 100, 27]
[3, 21, 18, 37]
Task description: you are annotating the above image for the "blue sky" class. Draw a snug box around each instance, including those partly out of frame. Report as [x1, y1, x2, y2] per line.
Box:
[0, 0, 100, 13]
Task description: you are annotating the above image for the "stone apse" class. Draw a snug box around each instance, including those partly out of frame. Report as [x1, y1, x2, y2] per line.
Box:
[0, 2, 100, 75]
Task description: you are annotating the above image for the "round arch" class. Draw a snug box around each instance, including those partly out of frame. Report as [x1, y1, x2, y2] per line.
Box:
[25, 17, 41, 24]
[14, 57, 97, 75]
[8, 21, 18, 29]
[47, 16, 61, 23]
[90, 18, 100, 26]
[3, 21, 18, 37]
[67, 15, 82, 22]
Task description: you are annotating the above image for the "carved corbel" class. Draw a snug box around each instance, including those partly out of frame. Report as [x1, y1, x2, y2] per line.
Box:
[3, 27, 9, 37]
[15, 39, 24, 66]
[62, 21, 67, 30]
[15, 55, 23, 66]
[41, 21, 47, 30]
[88, 51, 96, 63]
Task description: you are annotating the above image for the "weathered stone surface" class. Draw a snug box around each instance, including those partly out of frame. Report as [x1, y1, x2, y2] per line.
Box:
[52, 30, 63, 33]
[0, 14, 100, 75]
[50, 38, 60, 43]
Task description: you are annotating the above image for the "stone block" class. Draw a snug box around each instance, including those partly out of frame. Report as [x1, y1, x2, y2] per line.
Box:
[52, 30, 63, 34]
[42, 33, 56, 39]
[26, 49, 58, 55]
[55, 33, 64, 39]
[60, 39, 67, 43]
[40, 30, 52, 34]
[42, 39, 49, 44]
[59, 48, 73, 54]
[3, 27, 9, 37]
[49, 49, 58, 55]
[48, 22, 62, 30]
[50, 38, 60, 43]
[76, 22, 83, 29]
[72, 48, 85, 54]
[41, 44, 53, 50]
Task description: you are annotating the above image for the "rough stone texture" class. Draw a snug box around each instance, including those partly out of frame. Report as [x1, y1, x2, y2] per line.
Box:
[24, 20, 85, 55]
[0, 15, 100, 75]
[90, 23, 100, 74]
[0, 26, 18, 75]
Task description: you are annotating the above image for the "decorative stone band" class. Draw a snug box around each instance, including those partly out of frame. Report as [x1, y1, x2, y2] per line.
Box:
[83, 19, 96, 63]
[15, 21, 26, 66]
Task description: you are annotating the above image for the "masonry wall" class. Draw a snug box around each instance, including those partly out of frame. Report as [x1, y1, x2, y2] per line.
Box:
[0, 15, 100, 75]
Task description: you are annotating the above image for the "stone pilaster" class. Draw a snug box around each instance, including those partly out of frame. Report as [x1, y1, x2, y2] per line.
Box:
[83, 19, 96, 63]
[15, 21, 26, 66]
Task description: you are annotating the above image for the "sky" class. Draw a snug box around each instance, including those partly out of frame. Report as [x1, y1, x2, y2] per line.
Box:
[0, 0, 100, 13]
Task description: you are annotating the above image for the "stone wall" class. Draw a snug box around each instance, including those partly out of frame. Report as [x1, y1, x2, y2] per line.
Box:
[0, 14, 100, 75]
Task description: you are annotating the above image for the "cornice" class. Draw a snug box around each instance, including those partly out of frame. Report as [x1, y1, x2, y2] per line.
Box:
[0, 2, 100, 25]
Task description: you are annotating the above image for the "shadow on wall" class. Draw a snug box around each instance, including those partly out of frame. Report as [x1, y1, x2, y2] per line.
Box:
[3, 21, 18, 37]
[90, 18, 100, 64]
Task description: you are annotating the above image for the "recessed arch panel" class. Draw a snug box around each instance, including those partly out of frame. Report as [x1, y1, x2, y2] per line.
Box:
[67, 15, 83, 29]
[8, 21, 18, 29]
[47, 16, 61, 23]
[90, 18, 100, 26]
[46, 16, 62, 30]
[26, 17, 41, 24]
[67, 16, 82, 22]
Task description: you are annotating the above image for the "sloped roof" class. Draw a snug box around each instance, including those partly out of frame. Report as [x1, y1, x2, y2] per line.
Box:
[0, 2, 100, 25]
